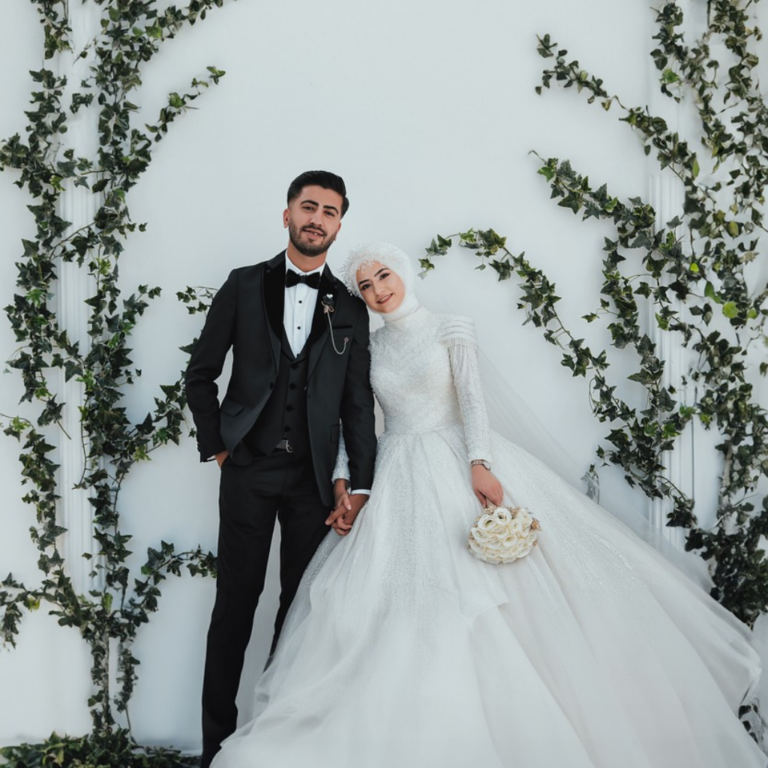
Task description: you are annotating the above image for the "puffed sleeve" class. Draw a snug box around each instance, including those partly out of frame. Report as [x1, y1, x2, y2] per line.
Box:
[439, 315, 493, 464]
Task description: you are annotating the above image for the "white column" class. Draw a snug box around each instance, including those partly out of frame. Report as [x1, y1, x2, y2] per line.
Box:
[55, 1, 102, 595]
[647, 174, 689, 551]
[645, 4, 694, 550]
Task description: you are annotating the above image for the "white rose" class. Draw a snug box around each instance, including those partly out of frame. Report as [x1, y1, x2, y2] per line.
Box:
[502, 534, 521, 551]
[509, 520, 522, 537]
[479, 515, 496, 532]
[471, 526, 489, 543]
[509, 543, 528, 560]
[469, 539, 486, 557]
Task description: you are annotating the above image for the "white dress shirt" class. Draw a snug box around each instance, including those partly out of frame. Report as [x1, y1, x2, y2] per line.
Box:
[284, 261, 324, 356]
[284, 259, 369, 497]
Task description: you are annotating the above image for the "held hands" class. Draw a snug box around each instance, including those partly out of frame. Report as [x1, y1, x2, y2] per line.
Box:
[472, 464, 503, 508]
[333, 478, 350, 512]
[326, 479, 367, 535]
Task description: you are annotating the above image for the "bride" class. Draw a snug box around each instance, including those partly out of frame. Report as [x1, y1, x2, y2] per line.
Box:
[211, 243, 766, 768]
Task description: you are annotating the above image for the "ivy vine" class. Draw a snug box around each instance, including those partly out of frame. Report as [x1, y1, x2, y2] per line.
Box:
[0, 0, 232, 763]
[3, 0, 767, 760]
[421, 0, 768, 632]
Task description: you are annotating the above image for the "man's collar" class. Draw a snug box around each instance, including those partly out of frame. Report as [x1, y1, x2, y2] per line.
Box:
[285, 254, 326, 277]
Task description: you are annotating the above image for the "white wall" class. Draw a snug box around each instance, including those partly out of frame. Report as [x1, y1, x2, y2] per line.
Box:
[0, 0, 765, 753]
[0, 5, 96, 744]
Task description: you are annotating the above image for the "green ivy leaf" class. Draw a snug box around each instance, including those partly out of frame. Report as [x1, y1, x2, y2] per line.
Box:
[704, 282, 719, 303]
[538, 165, 555, 182]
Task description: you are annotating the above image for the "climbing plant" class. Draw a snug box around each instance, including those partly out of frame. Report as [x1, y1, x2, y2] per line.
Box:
[0, 1, 232, 764]
[421, 0, 768, 634]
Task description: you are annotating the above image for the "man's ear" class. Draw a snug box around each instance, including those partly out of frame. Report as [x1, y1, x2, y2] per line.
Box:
[283, 208, 289, 228]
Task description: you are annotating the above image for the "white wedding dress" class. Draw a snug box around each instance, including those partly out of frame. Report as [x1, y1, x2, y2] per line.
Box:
[212, 306, 766, 768]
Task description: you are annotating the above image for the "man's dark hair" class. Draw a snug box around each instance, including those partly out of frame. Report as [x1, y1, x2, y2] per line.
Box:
[287, 170, 350, 218]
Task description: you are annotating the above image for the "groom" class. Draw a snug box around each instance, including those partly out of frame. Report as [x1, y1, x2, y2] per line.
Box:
[185, 170, 377, 768]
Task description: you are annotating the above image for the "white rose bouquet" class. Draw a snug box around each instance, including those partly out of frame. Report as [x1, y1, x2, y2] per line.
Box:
[468, 503, 541, 564]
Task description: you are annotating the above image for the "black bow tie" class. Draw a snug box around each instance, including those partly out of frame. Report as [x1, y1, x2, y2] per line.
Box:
[286, 270, 322, 289]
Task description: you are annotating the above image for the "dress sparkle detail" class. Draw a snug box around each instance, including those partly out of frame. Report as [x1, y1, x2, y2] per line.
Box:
[213, 307, 765, 768]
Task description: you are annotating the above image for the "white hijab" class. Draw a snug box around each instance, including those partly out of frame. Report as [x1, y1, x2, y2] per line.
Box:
[341, 243, 421, 322]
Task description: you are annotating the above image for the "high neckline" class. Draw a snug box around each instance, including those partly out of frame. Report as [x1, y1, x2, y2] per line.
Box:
[376, 291, 421, 324]
[381, 304, 429, 330]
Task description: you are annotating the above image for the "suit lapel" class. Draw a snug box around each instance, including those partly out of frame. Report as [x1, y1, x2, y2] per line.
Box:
[262, 252, 285, 373]
[307, 266, 337, 380]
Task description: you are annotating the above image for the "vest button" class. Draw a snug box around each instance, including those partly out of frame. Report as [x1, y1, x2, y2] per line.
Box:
[286, 405, 294, 412]
[285, 425, 292, 432]
[289, 383, 296, 390]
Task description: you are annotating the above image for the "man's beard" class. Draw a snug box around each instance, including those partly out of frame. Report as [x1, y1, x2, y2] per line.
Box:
[288, 221, 337, 257]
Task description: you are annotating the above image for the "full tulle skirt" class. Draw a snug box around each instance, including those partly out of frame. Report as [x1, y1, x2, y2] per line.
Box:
[212, 426, 766, 768]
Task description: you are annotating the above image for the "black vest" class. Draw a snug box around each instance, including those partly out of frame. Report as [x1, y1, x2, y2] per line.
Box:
[243, 327, 311, 458]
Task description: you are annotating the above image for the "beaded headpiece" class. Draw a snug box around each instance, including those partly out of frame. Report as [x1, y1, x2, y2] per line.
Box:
[341, 243, 417, 299]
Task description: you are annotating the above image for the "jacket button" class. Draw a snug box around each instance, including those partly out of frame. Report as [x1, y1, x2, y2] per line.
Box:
[269, 382, 274, 389]
[289, 383, 296, 390]
[285, 425, 292, 432]
[286, 405, 294, 412]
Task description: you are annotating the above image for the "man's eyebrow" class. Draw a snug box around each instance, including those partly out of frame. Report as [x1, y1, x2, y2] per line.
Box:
[300, 198, 339, 215]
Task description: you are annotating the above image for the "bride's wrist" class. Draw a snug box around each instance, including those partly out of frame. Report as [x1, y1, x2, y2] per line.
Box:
[470, 459, 491, 472]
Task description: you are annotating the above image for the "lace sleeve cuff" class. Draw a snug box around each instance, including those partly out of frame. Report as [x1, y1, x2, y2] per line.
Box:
[333, 428, 351, 482]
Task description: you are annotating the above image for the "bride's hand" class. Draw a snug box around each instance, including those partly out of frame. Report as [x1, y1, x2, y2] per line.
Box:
[472, 466, 503, 508]
[333, 478, 351, 512]
[326, 493, 367, 536]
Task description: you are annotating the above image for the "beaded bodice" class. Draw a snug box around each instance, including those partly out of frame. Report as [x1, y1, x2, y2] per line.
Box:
[369, 308, 491, 460]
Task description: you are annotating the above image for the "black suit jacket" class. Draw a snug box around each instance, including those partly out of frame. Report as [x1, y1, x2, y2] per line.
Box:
[185, 251, 377, 507]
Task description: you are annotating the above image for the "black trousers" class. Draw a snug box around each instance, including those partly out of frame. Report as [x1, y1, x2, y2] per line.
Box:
[200, 450, 330, 768]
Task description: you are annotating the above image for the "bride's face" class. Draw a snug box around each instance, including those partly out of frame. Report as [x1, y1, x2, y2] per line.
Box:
[356, 261, 405, 313]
